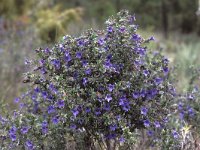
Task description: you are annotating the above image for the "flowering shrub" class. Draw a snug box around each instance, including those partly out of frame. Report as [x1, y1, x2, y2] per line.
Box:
[1, 10, 198, 149]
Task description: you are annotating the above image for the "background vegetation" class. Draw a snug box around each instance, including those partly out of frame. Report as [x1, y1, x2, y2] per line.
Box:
[0, 0, 200, 149]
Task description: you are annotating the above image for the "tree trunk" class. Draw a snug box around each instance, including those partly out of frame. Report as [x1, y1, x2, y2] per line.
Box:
[161, 0, 169, 39]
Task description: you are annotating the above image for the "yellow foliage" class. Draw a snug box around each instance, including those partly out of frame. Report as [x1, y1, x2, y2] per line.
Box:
[35, 6, 84, 42]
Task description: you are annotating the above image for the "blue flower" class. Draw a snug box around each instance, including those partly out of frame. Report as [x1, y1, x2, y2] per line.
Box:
[154, 121, 161, 128]
[42, 121, 48, 134]
[119, 26, 126, 33]
[82, 60, 88, 67]
[147, 130, 153, 136]
[25, 140, 34, 150]
[95, 108, 101, 116]
[122, 104, 130, 112]
[85, 107, 91, 113]
[163, 67, 169, 75]
[44, 47, 50, 53]
[143, 120, 150, 127]
[98, 38, 105, 46]
[132, 34, 141, 41]
[47, 105, 55, 114]
[21, 126, 29, 134]
[103, 103, 111, 111]
[172, 130, 179, 139]
[119, 136, 125, 143]
[154, 77, 163, 85]
[82, 78, 88, 86]
[77, 39, 84, 46]
[52, 116, 59, 124]
[14, 97, 20, 103]
[143, 70, 150, 77]
[132, 91, 140, 99]
[105, 94, 112, 102]
[51, 59, 60, 69]
[106, 54, 112, 60]
[107, 26, 113, 33]
[70, 124, 77, 130]
[57, 100, 65, 109]
[109, 124, 117, 131]
[85, 68, 91, 75]
[141, 107, 148, 116]
[104, 60, 112, 69]
[107, 84, 114, 92]
[71, 108, 79, 117]
[76, 51, 82, 59]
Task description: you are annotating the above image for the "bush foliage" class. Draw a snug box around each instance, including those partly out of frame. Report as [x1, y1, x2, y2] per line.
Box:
[0, 10, 199, 150]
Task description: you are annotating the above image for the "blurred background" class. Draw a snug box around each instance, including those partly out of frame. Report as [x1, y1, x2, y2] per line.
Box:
[0, 0, 200, 108]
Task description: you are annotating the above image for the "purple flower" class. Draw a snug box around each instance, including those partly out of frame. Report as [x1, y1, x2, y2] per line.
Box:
[143, 120, 150, 127]
[57, 100, 65, 109]
[109, 124, 117, 131]
[147, 130, 153, 136]
[119, 26, 126, 33]
[82, 60, 88, 67]
[104, 60, 112, 69]
[95, 108, 101, 116]
[47, 105, 55, 114]
[49, 83, 57, 93]
[119, 96, 127, 106]
[106, 133, 117, 140]
[21, 126, 29, 134]
[107, 26, 113, 33]
[44, 47, 50, 54]
[103, 103, 111, 111]
[70, 124, 77, 130]
[129, 15, 136, 23]
[9, 133, 16, 141]
[178, 102, 183, 110]
[34, 87, 40, 93]
[154, 121, 161, 128]
[140, 89, 146, 98]
[25, 140, 34, 150]
[154, 77, 163, 85]
[132, 91, 140, 99]
[132, 34, 141, 41]
[105, 94, 112, 102]
[76, 51, 82, 59]
[163, 67, 169, 75]
[98, 38, 105, 46]
[9, 126, 17, 141]
[77, 39, 84, 46]
[52, 116, 59, 124]
[51, 59, 60, 69]
[42, 91, 48, 99]
[14, 97, 20, 103]
[179, 112, 184, 120]
[85, 107, 91, 113]
[107, 84, 114, 92]
[143, 70, 150, 77]
[42, 121, 48, 134]
[172, 130, 179, 139]
[122, 104, 130, 112]
[71, 108, 79, 117]
[146, 89, 158, 100]
[106, 54, 112, 60]
[141, 107, 148, 116]
[119, 136, 125, 143]
[82, 78, 88, 86]
[188, 107, 195, 117]
[85, 68, 91, 75]
[188, 94, 194, 100]
[148, 36, 155, 41]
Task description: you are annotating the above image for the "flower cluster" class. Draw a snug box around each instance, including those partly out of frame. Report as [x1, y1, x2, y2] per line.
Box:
[1, 10, 192, 149]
